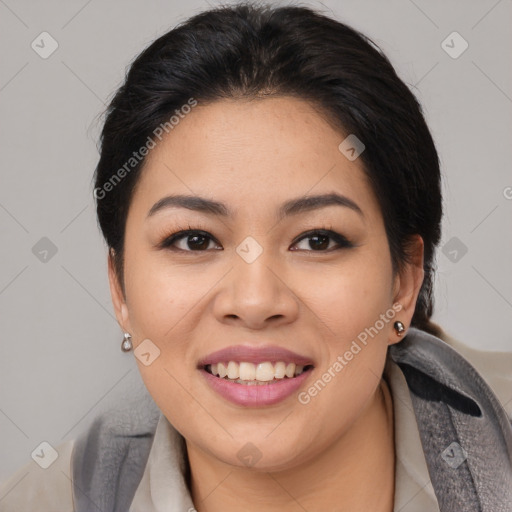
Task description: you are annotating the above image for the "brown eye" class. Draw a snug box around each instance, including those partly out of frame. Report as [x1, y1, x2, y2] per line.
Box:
[160, 230, 222, 252]
[290, 229, 353, 252]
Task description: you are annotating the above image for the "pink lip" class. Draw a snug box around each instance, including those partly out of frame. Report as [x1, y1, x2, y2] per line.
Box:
[199, 367, 314, 407]
[197, 345, 314, 367]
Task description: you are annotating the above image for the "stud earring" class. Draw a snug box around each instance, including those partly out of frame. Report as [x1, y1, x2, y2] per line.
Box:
[393, 321, 405, 336]
[121, 332, 133, 352]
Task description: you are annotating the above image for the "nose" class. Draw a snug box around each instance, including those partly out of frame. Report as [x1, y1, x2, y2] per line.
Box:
[212, 250, 300, 330]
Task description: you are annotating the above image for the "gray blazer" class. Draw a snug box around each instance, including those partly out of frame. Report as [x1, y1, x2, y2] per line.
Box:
[71, 328, 512, 512]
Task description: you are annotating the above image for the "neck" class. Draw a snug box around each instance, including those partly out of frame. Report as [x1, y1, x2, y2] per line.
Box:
[186, 378, 395, 512]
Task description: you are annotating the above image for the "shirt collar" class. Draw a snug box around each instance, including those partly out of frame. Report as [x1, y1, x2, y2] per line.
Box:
[383, 355, 440, 511]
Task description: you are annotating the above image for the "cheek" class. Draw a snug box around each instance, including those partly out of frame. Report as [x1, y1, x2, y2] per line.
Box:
[293, 250, 395, 341]
[293, 269, 394, 451]
[122, 257, 207, 428]
[124, 252, 204, 340]
[296, 248, 395, 402]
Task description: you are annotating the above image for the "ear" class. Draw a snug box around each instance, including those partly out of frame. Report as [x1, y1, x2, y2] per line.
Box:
[108, 249, 132, 334]
[389, 235, 425, 345]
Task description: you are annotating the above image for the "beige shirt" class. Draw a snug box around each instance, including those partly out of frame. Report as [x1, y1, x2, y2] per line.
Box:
[1, 333, 510, 511]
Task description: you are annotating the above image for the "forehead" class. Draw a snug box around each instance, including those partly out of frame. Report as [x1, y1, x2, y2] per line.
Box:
[131, 96, 380, 220]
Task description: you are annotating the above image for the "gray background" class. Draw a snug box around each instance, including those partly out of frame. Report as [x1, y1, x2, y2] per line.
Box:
[1, 0, 511, 480]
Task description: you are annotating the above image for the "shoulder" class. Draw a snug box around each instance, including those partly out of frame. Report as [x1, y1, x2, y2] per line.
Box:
[438, 327, 512, 419]
[0, 439, 76, 511]
[0, 384, 160, 512]
[390, 325, 512, 421]
[388, 327, 512, 508]
[71, 390, 161, 512]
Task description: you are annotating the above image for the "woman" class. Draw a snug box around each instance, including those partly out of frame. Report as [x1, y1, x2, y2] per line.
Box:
[1, 3, 511, 511]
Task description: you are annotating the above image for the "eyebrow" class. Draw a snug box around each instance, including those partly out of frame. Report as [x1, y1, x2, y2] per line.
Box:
[147, 192, 363, 219]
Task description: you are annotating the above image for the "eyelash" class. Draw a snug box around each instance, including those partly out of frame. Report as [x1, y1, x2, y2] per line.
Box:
[157, 223, 354, 253]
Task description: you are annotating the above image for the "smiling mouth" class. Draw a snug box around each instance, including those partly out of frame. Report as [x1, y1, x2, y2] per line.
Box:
[203, 361, 315, 385]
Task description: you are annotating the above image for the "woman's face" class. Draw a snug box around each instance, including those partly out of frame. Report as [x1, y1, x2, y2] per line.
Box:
[109, 96, 422, 471]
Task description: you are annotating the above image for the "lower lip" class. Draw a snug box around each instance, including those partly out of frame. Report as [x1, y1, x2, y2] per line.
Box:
[200, 368, 313, 407]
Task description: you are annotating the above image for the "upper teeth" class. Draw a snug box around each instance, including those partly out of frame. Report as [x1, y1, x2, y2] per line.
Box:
[208, 361, 306, 381]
